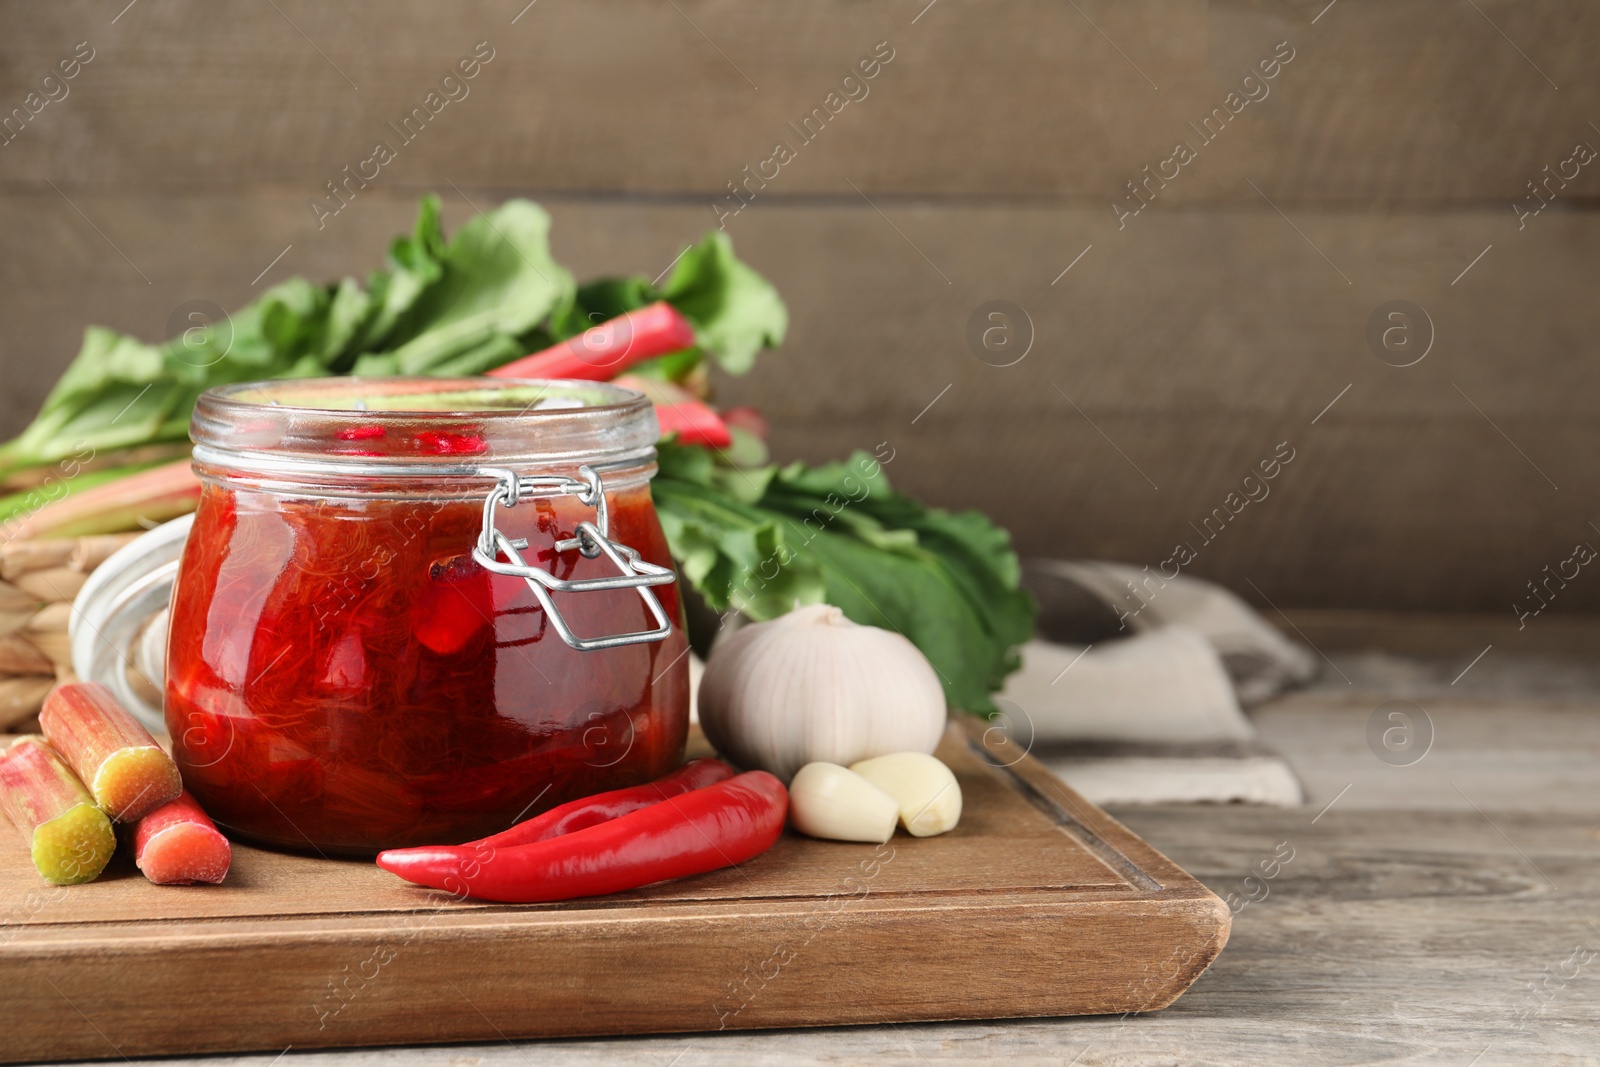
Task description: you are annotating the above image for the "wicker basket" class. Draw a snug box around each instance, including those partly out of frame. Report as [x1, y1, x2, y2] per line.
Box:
[0, 534, 140, 731]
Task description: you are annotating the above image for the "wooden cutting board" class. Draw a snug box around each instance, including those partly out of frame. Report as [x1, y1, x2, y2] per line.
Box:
[0, 719, 1229, 1063]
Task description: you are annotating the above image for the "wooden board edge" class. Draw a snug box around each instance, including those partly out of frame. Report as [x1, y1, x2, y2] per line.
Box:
[0, 893, 1232, 1061]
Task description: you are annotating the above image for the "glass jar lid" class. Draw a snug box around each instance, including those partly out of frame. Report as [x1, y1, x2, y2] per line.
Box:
[190, 377, 659, 496]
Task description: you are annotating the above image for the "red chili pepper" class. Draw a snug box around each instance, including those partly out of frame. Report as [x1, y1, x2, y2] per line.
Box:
[491, 302, 698, 382]
[464, 757, 735, 850]
[375, 770, 787, 903]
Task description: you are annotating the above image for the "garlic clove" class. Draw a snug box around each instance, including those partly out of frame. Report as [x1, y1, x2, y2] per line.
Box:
[849, 753, 962, 837]
[788, 762, 899, 843]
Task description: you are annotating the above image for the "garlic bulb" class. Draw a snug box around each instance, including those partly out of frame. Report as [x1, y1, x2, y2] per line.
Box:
[850, 753, 962, 837]
[698, 604, 947, 781]
[788, 762, 899, 843]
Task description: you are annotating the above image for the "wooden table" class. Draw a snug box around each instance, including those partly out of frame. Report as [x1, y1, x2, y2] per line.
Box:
[32, 628, 1600, 1066]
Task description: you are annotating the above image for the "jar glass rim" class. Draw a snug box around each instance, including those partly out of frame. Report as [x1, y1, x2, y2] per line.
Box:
[191, 377, 659, 474]
[195, 376, 649, 422]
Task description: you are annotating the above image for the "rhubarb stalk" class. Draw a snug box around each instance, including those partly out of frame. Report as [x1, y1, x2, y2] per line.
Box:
[613, 375, 733, 449]
[133, 791, 231, 885]
[490, 302, 698, 381]
[2, 459, 202, 542]
[0, 736, 115, 885]
[40, 682, 182, 822]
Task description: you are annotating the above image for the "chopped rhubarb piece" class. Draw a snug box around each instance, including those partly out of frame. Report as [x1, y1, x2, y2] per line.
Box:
[0, 737, 115, 885]
[414, 553, 494, 655]
[40, 682, 182, 822]
[415, 430, 488, 455]
[331, 424, 389, 455]
[336, 424, 387, 441]
[133, 791, 231, 885]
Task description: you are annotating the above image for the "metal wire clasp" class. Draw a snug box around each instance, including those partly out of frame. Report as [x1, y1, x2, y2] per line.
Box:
[470, 465, 676, 651]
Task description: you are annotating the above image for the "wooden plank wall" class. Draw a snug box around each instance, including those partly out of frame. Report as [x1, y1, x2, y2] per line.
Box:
[1, 1, 1597, 614]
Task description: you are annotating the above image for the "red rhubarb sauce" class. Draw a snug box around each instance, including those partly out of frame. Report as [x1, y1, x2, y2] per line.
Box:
[165, 481, 689, 855]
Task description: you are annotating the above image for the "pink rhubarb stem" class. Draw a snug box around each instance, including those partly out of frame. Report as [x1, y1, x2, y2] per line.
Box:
[490, 302, 698, 382]
[614, 374, 733, 449]
[653, 400, 733, 448]
[133, 791, 231, 885]
[0, 736, 116, 885]
[4, 459, 202, 542]
[40, 682, 182, 822]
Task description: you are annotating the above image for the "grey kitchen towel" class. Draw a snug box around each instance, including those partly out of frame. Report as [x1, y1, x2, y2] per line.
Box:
[1021, 559, 1317, 707]
[994, 560, 1315, 805]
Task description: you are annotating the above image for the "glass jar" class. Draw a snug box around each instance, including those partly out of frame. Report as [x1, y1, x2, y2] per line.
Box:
[165, 378, 689, 855]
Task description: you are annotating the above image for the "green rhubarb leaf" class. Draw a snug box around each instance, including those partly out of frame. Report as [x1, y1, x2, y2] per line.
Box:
[356, 199, 574, 376]
[657, 231, 787, 376]
[653, 442, 1033, 714]
[330, 198, 449, 369]
[653, 478, 826, 620]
